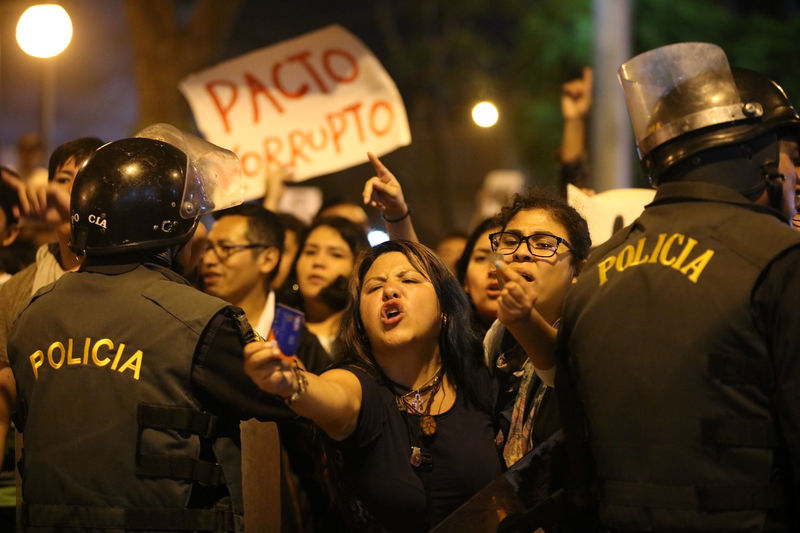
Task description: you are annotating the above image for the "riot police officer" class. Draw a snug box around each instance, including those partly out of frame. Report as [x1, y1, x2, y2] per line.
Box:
[7, 125, 290, 532]
[556, 43, 800, 532]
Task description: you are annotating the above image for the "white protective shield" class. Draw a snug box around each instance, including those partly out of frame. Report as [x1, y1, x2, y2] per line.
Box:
[136, 123, 245, 218]
[618, 42, 748, 158]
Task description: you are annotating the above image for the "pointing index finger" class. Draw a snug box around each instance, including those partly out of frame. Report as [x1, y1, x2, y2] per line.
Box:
[494, 259, 526, 289]
[582, 66, 593, 87]
[367, 151, 390, 181]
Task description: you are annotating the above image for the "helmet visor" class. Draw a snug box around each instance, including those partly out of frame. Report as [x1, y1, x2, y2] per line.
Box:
[618, 42, 750, 157]
[136, 123, 244, 218]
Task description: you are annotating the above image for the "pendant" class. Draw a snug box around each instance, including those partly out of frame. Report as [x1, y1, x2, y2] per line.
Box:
[420, 415, 437, 436]
[410, 446, 422, 467]
[411, 391, 423, 412]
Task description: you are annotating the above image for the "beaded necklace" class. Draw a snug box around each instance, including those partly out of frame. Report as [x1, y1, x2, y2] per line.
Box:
[387, 367, 444, 468]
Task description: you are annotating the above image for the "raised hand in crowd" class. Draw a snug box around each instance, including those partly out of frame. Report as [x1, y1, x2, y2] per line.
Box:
[2, 169, 71, 227]
[561, 66, 593, 122]
[362, 151, 417, 241]
[559, 66, 594, 194]
[262, 164, 294, 212]
[494, 259, 558, 375]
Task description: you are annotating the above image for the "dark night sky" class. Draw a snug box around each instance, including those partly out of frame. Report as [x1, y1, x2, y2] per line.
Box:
[2, 0, 798, 242]
[0, 0, 143, 163]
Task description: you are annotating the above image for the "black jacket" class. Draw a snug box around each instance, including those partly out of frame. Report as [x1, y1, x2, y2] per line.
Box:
[557, 181, 800, 532]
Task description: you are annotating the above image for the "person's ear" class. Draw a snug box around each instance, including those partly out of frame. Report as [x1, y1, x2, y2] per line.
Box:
[259, 247, 281, 275]
[571, 258, 587, 282]
[1, 225, 19, 247]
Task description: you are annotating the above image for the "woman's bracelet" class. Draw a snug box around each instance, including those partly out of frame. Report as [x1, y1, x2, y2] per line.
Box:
[283, 360, 308, 405]
[381, 207, 411, 223]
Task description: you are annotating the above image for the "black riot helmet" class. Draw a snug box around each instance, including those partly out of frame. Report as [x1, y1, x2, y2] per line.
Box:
[734, 67, 800, 143]
[70, 138, 197, 256]
[71, 124, 244, 256]
[619, 43, 800, 190]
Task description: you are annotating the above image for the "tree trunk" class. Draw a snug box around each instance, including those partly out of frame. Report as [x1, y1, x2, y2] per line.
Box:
[124, 0, 243, 132]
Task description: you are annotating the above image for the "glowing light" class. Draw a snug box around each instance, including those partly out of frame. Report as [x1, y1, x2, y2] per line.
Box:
[472, 101, 499, 128]
[16, 5, 73, 58]
[367, 229, 389, 246]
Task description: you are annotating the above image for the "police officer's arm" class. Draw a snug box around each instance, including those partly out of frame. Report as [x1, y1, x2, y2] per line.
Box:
[0, 364, 15, 449]
[244, 340, 362, 441]
[752, 246, 800, 492]
[191, 308, 293, 422]
[494, 261, 557, 379]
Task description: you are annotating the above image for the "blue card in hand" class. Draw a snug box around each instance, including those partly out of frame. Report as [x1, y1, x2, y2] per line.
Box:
[272, 303, 304, 357]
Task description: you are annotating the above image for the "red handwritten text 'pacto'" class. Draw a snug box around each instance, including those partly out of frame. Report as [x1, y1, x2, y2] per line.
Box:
[234, 99, 395, 177]
[205, 47, 360, 133]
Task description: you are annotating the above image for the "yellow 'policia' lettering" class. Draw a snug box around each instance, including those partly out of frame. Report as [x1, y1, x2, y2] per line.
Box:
[28, 337, 143, 381]
[598, 232, 715, 286]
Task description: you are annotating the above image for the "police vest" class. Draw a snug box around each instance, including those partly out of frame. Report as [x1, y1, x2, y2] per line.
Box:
[9, 263, 244, 532]
[562, 182, 800, 531]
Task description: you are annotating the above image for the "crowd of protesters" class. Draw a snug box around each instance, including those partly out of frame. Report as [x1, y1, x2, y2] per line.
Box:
[1, 41, 800, 533]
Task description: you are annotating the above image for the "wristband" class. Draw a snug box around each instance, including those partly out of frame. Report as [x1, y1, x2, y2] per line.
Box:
[283, 360, 308, 405]
[381, 208, 411, 223]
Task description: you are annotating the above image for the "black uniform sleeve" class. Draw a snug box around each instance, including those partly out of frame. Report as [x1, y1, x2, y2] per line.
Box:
[191, 307, 295, 422]
[752, 246, 800, 500]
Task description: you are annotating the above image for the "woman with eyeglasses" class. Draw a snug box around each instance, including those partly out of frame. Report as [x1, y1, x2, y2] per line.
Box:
[486, 188, 591, 468]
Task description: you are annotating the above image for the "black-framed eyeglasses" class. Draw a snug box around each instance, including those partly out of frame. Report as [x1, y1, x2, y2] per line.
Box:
[204, 241, 274, 261]
[489, 231, 574, 258]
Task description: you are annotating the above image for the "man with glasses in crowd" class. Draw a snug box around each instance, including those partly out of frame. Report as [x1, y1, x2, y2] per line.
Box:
[201, 203, 328, 375]
[201, 203, 331, 531]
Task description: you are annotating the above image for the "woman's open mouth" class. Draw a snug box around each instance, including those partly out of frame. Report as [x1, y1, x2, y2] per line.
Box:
[486, 282, 501, 298]
[381, 302, 404, 326]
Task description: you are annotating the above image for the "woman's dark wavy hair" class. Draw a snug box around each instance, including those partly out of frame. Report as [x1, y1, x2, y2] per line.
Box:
[307, 215, 370, 257]
[453, 217, 501, 335]
[336, 240, 491, 412]
[494, 186, 591, 265]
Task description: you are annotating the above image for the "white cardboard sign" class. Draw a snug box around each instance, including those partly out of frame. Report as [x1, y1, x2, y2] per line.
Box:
[567, 184, 656, 246]
[180, 25, 411, 199]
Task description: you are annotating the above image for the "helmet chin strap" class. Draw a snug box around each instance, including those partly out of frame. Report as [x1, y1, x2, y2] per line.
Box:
[155, 242, 189, 275]
[763, 166, 786, 213]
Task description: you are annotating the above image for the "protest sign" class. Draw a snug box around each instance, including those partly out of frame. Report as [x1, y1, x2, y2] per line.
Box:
[180, 25, 411, 199]
[567, 184, 656, 246]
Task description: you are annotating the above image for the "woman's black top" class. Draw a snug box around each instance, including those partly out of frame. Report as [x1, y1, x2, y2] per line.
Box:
[327, 365, 502, 532]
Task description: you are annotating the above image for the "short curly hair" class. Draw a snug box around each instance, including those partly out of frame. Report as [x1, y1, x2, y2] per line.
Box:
[494, 186, 591, 263]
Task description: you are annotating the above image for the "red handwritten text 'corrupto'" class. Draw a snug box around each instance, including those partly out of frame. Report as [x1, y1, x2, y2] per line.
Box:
[202, 47, 398, 176]
[233, 100, 394, 177]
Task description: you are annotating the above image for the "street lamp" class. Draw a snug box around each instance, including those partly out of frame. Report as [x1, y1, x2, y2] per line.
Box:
[472, 101, 499, 128]
[16, 4, 72, 58]
[16, 4, 73, 154]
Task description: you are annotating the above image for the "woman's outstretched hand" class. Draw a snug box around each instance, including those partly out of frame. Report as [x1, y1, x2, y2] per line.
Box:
[243, 341, 297, 398]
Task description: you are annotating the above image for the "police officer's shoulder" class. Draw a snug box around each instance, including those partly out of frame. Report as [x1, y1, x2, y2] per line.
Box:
[139, 270, 231, 336]
[708, 206, 800, 267]
[15, 271, 69, 322]
[584, 222, 638, 266]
